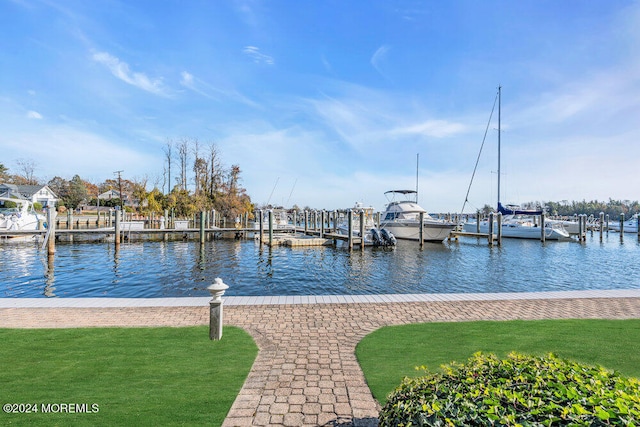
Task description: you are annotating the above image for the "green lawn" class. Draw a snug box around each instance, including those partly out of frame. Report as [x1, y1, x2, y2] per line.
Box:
[356, 319, 640, 404]
[0, 326, 257, 426]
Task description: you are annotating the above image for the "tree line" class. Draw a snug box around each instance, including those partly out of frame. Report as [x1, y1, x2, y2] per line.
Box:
[475, 199, 640, 218]
[0, 139, 253, 221]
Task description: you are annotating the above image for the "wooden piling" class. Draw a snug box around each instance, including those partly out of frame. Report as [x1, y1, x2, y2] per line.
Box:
[620, 213, 625, 242]
[496, 212, 502, 246]
[359, 210, 365, 250]
[488, 212, 494, 246]
[200, 211, 206, 244]
[115, 210, 121, 246]
[347, 209, 353, 251]
[268, 210, 274, 246]
[46, 207, 55, 255]
[599, 212, 605, 241]
[540, 213, 546, 243]
[419, 212, 424, 248]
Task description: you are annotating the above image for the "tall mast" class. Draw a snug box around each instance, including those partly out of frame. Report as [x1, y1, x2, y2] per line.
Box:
[415, 153, 419, 204]
[497, 85, 501, 211]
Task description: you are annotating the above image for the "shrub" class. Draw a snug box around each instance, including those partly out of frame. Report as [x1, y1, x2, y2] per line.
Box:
[379, 352, 640, 426]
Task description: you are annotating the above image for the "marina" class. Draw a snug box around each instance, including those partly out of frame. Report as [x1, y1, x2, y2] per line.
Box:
[1, 229, 639, 299]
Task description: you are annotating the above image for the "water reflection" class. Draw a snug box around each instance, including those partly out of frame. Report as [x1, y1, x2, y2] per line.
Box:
[1, 234, 639, 298]
[44, 253, 55, 297]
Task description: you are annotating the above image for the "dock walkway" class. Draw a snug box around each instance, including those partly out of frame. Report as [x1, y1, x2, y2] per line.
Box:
[2, 290, 640, 426]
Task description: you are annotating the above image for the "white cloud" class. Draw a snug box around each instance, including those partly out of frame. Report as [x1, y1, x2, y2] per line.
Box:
[26, 110, 42, 119]
[371, 44, 391, 76]
[91, 50, 169, 96]
[243, 46, 275, 65]
[392, 120, 467, 138]
[180, 71, 194, 87]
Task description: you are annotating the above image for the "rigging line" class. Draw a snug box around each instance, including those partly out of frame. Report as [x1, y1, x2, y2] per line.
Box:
[285, 178, 297, 207]
[266, 177, 279, 206]
[460, 88, 499, 214]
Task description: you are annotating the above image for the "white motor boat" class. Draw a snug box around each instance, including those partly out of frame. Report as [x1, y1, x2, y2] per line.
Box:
[608, 214, 639, 233]
[0, 197, 46, 239]
[380, 190, 456, 242]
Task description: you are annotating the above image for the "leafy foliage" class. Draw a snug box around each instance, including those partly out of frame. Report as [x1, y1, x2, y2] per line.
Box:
[379, 352, 640, 426]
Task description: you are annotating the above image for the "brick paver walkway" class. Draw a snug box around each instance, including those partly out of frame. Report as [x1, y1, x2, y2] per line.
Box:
[2, 292, 640, 426]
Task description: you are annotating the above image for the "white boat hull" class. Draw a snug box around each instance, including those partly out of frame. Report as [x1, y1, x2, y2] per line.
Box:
[381, 220, 455, 242]
[463, 220, 570, 240]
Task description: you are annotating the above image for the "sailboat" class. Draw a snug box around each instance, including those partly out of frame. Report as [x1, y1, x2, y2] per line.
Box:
[463, 87, 570, 240]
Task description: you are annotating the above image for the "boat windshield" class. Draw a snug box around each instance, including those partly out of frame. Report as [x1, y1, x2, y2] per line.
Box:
[0, 206, 21, 215]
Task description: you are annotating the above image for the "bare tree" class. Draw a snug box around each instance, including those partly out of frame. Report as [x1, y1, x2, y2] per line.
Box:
[207, 142, 223, 199]
[177, 138, 190, 191]
[16, 158, 38, 185]
[162, 139, 173, 194]
[192, 138, 201, 195]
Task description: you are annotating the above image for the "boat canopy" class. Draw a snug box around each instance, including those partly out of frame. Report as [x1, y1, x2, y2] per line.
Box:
[498, 202, 543, 216]
[384, 190, 416, 195]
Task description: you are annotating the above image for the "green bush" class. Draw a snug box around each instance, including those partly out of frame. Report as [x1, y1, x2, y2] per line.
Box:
[379, 352, 640, 426]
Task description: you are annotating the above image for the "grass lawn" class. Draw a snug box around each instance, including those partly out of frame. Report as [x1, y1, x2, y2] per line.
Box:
[0, 326, 257, 426]
[356, 319, 640, 405]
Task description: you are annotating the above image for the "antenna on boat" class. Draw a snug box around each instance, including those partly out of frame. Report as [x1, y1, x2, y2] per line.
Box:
[415, 153, 419, 204]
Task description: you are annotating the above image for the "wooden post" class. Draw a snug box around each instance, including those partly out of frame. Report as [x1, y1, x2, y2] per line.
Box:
[476, 211, 481, 234]
[258, 210, 264, 244]
[359, 210, 365, 250]
[599, 212, 604, 241]
[540, 213, 546, 243]
[620, 213, 625, 242]
[496, 212, 502, 246]
[320, 210, 325, 238]
[46, 207, 56, 255]
[200, 211, 206, 244]
[419, 212, 424, 248]
[304, 210, 308, 235]
[268, 210, 273, 246]
[115, 209, 121, 246]
[348, 209, 353, 251]
[488, 212, 494, 246]
[293, 211, 297, 234]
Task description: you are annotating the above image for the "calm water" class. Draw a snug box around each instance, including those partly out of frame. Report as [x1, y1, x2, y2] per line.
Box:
[1, 234, 640, 298]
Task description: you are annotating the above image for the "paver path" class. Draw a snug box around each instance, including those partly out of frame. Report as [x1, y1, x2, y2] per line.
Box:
[3, 293, 640, 426]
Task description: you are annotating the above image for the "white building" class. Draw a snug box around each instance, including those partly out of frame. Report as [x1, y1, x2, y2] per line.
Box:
[0, 183, 58, 208]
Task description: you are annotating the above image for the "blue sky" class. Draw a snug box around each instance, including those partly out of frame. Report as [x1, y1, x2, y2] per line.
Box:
[2, 0, 640, 212]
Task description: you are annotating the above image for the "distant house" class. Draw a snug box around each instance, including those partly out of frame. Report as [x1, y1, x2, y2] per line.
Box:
[0, 183, 58, 208]
[98, 189, 138, 208]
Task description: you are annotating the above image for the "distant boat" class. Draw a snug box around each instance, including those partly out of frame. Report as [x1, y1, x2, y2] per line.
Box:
[253, 209, 295, 232]
[380, 190, 456, 242]
[462, 87, 570, 240]
[0, 197, 45, 240]
[608, 214, 639, 233]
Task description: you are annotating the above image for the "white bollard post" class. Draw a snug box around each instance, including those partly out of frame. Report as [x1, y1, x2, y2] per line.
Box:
[207, 278, 229, 340]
